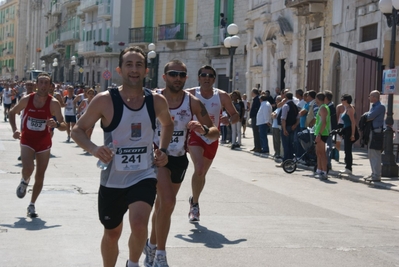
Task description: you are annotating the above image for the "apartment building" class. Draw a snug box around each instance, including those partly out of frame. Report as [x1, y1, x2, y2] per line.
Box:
[0, 0, 18, 80]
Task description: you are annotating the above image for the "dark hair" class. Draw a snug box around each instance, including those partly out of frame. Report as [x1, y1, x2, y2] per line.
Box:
[197, 65, 216, 77]
[316, 92, 325, 101]
[164, 59, 187, 74]
[341, 94, 352, 104]
[260, 95, 268, 101]
[37, 72, 52, 84]
[251, 88, 259, 95]
[220, 13, 224, 17]
[295, 88, 304, 97]
[286, 92, 293, 100]
[118, 46, 147, 69]
[232, 90, 242, 100]
[308, 90, 316, 99]
[324, 90, 333, 101]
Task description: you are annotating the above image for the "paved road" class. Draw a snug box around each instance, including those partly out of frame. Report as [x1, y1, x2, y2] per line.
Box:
[0, 113, 399, 267]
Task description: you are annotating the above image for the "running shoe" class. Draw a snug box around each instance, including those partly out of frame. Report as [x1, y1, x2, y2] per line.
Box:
[143, 239, 156, 267]
[16, 179, 29, 199]
[153, 254, 169, 267]
[27, 204, 38, 218]
[339, 169, 352, 174]
[188, 196, 200, 223]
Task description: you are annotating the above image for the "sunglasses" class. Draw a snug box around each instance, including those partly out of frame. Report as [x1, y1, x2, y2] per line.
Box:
[166, 71, 187, 78]
[199, 73, 215, 78]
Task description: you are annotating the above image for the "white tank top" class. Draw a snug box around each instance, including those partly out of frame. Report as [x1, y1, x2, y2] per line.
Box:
[64, 96, 76, 116]
[193, 87, 221, 144]
[101, 89, 156, 188]
[154, 89, 193, 157]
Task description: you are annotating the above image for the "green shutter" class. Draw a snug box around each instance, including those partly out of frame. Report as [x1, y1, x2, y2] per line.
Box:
[227, 0, 234, 24]
[175, 0, 185, 23]
[144, 0, 154, 27]
[214, 0, 221, 46]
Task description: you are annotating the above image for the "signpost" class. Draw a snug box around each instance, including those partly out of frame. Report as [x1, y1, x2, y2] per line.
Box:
[383, 69, 397, 94]
[102, 70, 111, 80]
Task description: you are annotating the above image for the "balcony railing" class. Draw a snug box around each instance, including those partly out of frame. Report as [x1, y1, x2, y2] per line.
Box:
[129, 27, 157, 44]
[60, 29, 80, 43]
[98, 3, 111, 20]
[80, 0, 98, 13]
[51, 3, 61, 16]
[285, 0, 327, 8]
[95, 43, 122, 55]
[78, 41, 95, 54]
[158, 23, 188, 41]
[61, 0, 80, 8]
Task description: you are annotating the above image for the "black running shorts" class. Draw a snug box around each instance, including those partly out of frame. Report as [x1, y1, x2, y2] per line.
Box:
[165, 154, 189, 184]
[98, 178, 157, 229]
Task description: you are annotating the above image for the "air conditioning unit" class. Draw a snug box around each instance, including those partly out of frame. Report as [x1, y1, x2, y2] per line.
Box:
[358, 7, 366, 16]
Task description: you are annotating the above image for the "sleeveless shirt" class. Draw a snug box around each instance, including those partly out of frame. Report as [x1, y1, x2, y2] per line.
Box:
[64, 96, 76, 116]
[21, 93, 52, 144]
[100, 89, 156, 189]
[193, 87, 221, 144]
[154, 89, 193, 157]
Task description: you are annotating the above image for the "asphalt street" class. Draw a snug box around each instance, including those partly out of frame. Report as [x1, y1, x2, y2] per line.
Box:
[0, 110, 399, 267]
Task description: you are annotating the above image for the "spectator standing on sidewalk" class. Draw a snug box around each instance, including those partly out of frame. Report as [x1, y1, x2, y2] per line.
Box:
[313, 92, 330, 180]
[257, 95, 272, 154]
[231, 90, 245, 149]
[242, 93, 250, 138]
[365, 90, 385, 182]
[335, 101, 346, 158]
[277, 92, 299, 166]
[339, 94, 357, 174]
[271, 96, 283, 159]
[249, 88, 261, 152]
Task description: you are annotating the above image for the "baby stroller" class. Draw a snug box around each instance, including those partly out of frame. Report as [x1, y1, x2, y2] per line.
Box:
[282, 128, 317, 173]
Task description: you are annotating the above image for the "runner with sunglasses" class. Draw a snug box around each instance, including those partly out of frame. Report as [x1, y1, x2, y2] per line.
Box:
[185, 65, 239, 223]
[144, 60, 219, 267]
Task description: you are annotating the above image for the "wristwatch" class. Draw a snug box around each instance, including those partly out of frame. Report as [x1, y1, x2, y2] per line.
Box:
[202, 125, 210, 136]
[160, 148, 169, 155]
[55, 121, 60, 128]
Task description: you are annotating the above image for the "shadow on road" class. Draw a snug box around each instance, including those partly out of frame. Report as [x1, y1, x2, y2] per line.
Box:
[175, 223, 247, 248]
[0, 217, 61, 231]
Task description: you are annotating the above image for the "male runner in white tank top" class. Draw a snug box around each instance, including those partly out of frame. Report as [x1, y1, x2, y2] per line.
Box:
[144, 60, 219, 267]
[185, 65, 239, 223]
[72, 46, 174, 267]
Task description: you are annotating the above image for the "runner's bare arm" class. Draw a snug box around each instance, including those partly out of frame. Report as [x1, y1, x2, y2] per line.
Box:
[72, 92, 113, 162]
[8, 97, 29, 138]
[188, 94, 219, 141]
[154, 93, 174, 151]
[49, 99, 67, 131]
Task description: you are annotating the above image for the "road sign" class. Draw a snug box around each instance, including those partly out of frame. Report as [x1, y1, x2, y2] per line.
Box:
[102, 70, 111, 80]
[79, 67, 84, 73]
[383, 69, 397, 94]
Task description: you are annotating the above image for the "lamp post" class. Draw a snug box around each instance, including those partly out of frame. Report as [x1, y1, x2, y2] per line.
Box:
[52, 58, 58, 82]
[41, 60, 45, 71]
[378, 0, 399, 177]
[71, 56, 76, 85]
[31, 62, 35, 71]
[148, 43, 156, 89]
[224, 23, 241, 93]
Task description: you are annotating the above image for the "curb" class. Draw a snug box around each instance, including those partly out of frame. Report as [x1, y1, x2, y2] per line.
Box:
[220, 143, 399, 193]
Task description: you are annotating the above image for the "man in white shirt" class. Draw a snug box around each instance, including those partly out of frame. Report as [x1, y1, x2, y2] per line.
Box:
[256, 95, 273, 154]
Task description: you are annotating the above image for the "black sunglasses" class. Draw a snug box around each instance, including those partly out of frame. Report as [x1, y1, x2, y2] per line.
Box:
[199, 73, 215, 78]
[166, 71, 187, 78]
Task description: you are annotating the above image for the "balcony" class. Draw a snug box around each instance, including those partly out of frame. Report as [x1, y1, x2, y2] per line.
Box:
[158, 23, 188, 42]
[80, 0, 98, 13]
[78, 41, 96, 56]
[61, 0, 80, 8]
[98, 3, 111, 20]
[60, 30, 80, 44]
[129, 27, 157, 44]
[95, 43, 121, 56]
[51, 3, 61, 16]
[284, 0, 327, 8]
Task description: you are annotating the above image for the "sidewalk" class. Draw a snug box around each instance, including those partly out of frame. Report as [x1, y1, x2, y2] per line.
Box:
[223, 126, 399, 192]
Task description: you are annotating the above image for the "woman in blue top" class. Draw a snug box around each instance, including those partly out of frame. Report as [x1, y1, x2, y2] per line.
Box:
[340, 94, 357, 174]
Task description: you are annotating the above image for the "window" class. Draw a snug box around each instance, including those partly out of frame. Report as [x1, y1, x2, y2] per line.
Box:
[309, 37, 322, 52]
[361, 23, 377, 43]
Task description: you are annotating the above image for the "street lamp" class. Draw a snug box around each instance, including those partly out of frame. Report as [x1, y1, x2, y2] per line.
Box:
[31, 62, 35, 70]
[224, 23, 241, 93]
[148, 43, 156, 89]
[71, 56, 76, 85]
[378, 0, 399, 177]
[52, 58, 58, 82]
[41, 60, 46, 71]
